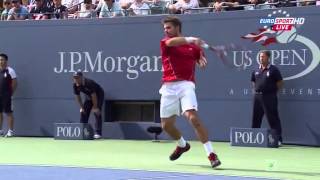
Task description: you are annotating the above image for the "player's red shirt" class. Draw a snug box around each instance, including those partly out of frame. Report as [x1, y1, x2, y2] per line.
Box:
[160, 37, 201, 83]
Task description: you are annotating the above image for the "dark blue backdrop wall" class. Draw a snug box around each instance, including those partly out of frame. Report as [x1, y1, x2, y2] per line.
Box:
[0, 6, 319, 146]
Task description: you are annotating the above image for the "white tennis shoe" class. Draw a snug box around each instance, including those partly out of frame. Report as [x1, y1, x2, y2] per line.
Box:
[5, 130, 14, 137]
[93, 134, 101, 139]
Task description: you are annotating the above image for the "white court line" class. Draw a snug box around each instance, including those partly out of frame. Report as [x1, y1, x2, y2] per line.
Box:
[125, 174, 194, 180]
[0, 163, 281, 180]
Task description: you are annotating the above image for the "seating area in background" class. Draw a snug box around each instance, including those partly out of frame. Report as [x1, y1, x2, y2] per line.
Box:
[0, 0, 318, 20]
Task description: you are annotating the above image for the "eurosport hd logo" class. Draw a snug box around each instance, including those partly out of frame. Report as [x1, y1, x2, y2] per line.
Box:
[260, 11, 305, 32]
[242, 9, 320, 81]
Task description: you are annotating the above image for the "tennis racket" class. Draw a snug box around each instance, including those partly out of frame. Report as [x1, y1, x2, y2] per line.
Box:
[201, 42, 246, 70]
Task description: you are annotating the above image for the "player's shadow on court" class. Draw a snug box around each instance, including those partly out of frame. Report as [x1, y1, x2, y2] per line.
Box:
[177, 164, 320, 177]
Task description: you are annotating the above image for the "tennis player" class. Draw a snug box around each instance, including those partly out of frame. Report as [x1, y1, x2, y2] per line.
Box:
[159, 16, 221, 168]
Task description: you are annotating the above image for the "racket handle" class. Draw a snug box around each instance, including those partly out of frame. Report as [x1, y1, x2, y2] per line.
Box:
[201, 43, 209, 49]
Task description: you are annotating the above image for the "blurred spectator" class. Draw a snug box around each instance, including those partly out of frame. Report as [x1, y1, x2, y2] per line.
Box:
[143, 0, 171, 14]
[119, 0, 133, 9]
[168, 0, 199, 14]
[297, 0, 315, 6]
[45, 0, 55, 10]
[52, 0, 68, 19]
[211, 0, 224, 11]
[259, 0, 277, 9]
[277, 0, 296, 7]
[77, 0, 95, 18]
[142, 0, 169, 14]
[29, 0, 54, 11]
[244, 0, 264, 10]
[143, 0, 164, 8]
[128, 0, 150, 15]
[143, 0, 160, 5]
[223, 0, 247, 11]
[1, 0, 12, 20]
[0, 0, 4, 10]
[29, 0, 53, 19]
[99, 0, 123, 17]
[198, 0, 209, 7]
[7, 0, 29, 20]
[198, 0, 213, 7]
[62, 0, 82, 14]
[94, 0, 103, 11]
[21, 0, 28, 6]
[211, 0, 249, 11]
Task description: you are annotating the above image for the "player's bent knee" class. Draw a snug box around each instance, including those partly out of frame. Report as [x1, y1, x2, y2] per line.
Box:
[161, 118, 175, 130]
[161, 122, 173, 132]
[184, 110, 198, 119]
[186, 115, 202, 128]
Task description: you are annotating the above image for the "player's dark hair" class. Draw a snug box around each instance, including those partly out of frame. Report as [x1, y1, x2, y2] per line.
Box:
[0, 53, 8, 61]
[260, 50, 271, 58]
[162, 16, 182, 33]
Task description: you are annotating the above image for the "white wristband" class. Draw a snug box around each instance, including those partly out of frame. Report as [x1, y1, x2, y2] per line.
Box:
[185, 37, 197, 44]
[201, 43, 209, 49]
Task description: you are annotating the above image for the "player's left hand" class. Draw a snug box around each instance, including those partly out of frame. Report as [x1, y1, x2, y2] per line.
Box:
[197, 55, 208, 68]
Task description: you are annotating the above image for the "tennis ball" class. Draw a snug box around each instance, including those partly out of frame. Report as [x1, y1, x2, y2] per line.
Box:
[268, 162, 274, 168]
[265, 160, 276, 171]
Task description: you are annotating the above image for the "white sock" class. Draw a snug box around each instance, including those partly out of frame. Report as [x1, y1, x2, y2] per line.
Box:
[203, 141, 214, 156]
[177, 136, 187, 147]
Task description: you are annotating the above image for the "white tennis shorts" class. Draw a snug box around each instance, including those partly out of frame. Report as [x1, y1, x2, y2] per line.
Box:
[159, 81, 198, 118]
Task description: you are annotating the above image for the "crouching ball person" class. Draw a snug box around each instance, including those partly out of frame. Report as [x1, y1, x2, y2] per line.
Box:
[159, 16, 221, 168]
[73, 72, 104, 139]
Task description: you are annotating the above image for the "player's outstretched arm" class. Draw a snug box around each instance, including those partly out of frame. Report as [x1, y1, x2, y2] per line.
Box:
[166, 37, 203, 47]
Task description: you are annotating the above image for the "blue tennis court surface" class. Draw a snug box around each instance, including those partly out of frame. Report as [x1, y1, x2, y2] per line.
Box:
[0, 165, 276, 180]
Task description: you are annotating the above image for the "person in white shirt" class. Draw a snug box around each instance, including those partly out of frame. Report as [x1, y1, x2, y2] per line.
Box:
[128, 0, 150, 15]
[168, 0, 199, 14]
[77, 0, 95, 18]
[99, 0, 123, 17]
[119, 0, 134, 9]
[1, 0, 13, 20]
[62, 0, 83, 13]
